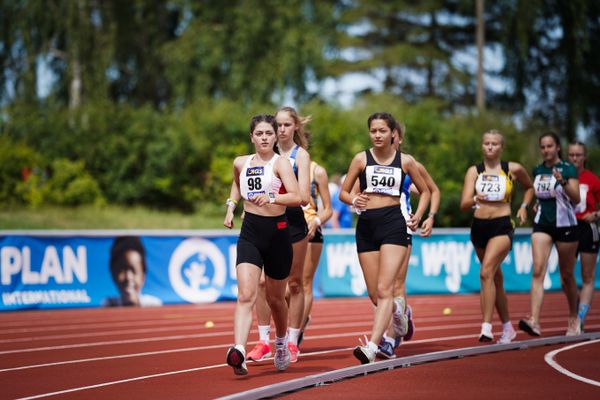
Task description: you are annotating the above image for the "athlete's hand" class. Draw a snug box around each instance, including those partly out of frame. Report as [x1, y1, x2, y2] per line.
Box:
[250, 193, 270, 207]
[420, 215, 434, 237]
[307, 219, 318, 239]
[407, 213, 420, 232]
[516, 207, 527, 226]
[223, 213, 234, 229]
[582, 212, 597, 223]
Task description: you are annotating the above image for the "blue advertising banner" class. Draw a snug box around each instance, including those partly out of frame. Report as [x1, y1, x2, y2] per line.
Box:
[1, 229, 599, 310]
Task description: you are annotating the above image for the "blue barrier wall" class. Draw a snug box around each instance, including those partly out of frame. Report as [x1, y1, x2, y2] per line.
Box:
[1, 229, 599, 310]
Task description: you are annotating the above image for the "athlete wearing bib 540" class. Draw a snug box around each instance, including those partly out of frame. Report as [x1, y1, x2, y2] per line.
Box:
[461, 130, 534, 344]
[223, 114, 302, 376]
[519, 131, 581, 338]
[340, 112, 431, 365]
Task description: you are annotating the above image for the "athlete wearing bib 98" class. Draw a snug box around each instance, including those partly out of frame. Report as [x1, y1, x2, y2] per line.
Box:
[339, 112, 431, 365]
[223, 114, 302, 376]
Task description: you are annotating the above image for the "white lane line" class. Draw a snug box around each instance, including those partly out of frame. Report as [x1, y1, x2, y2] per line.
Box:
[544, 339, 600, 387]
[12, 334, 478, 400]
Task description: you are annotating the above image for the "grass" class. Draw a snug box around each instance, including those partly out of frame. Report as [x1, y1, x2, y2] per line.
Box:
[0, 204, 230, 230]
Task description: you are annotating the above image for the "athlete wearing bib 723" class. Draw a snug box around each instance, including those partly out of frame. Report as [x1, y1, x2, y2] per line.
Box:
[339, 112, 431, 365]
[461, 130, 534, 344]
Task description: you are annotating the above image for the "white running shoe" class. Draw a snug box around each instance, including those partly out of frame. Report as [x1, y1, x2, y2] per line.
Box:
[479, 323, 493, 342]
[274, 344, 290, 371]
[226, 346, 248, 376]
[497, 326, 517, 344]
[392, 297, 408, 337]
[353, 345, 376, 364]
[566, 317, 582, 336]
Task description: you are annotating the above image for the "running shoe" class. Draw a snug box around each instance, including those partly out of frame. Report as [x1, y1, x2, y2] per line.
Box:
[404, 304, 415, 341]
[376, 339, 397, 359]
[226, 346, 248, 376]
[353, 345, 376, 364]
[274, 344, 290, 371]
[479, 323, 493, 342]
[288, 342, 300, 363]
[497, 326, 517, 344]
[247, 341, 272, 362]
[518, 318, 541, 337]
[566, 317, 582, 336]
[297, 315, 311, 346]
[392, 297, 408, 337]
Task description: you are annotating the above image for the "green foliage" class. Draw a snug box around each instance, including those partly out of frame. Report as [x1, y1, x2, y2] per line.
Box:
[0, 136, 40, 205]
[17, 158, 105, 207]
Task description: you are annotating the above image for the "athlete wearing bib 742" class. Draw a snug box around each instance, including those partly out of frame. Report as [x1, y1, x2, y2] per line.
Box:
[339, 112, 431, 364]
[519, 131, 581, 337]
[223, 114, 301, 376]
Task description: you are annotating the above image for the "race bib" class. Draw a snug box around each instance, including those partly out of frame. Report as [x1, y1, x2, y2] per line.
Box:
[241, 166, 266, 199]
[365, 165, 402, 196]
[533, 174, 557, 199]
[476, 173, 507, 201]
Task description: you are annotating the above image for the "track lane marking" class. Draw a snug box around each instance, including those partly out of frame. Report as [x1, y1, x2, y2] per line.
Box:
[544, 339, 600, 387]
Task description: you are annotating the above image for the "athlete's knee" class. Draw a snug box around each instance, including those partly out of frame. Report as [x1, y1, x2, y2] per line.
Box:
[287, 277, 304, 295]
[237, 286, 257, 305]
[480, 266, 495, 282]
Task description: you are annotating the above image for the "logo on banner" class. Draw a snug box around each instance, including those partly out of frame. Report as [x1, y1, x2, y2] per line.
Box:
[169, 238, 226, 303]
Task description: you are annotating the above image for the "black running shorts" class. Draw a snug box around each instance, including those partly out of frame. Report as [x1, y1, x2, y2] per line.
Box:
[236, 212, 293, 280]
[355, 205, 410, 253]
[577, 219, 599, 254]
[470, 216, 514, 250]
[286, 206, 309, 243]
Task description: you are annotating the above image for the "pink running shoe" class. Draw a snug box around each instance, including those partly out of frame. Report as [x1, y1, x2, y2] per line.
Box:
[288, 342, 300, 363]
[247, 341, 272, 362]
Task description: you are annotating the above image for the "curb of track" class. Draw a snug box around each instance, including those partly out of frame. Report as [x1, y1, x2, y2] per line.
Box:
[216, 331, 600, 400]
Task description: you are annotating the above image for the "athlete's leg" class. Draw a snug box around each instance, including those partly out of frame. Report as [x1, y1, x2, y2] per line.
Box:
[302, 242, 323, 329]
[529, 232, 553, 323]
[234, 263, 263, 346]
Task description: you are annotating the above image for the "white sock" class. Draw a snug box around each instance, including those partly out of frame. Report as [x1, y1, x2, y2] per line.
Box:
[288, 327, 301, 345]
[502, 321, 513, 331]
[258, 325, 270, 343]
[275, 335, 287, 348]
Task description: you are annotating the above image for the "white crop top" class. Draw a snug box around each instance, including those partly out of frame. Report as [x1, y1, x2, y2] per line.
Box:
[239, 154, 283, 200]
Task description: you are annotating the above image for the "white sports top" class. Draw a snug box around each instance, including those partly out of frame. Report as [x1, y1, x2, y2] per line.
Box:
[239, 154, 282, 200]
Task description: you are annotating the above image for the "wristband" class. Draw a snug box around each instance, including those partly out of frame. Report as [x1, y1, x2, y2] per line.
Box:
[520, 203, 528, 209]
[314, 216, 322, 226]
[268, 192, 276, 204]
[226, 198, 237, 209]
[428, 212, 436, 219]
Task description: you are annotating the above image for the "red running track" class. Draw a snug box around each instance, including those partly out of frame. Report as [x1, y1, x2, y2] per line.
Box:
[0, 292, 598, 399]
